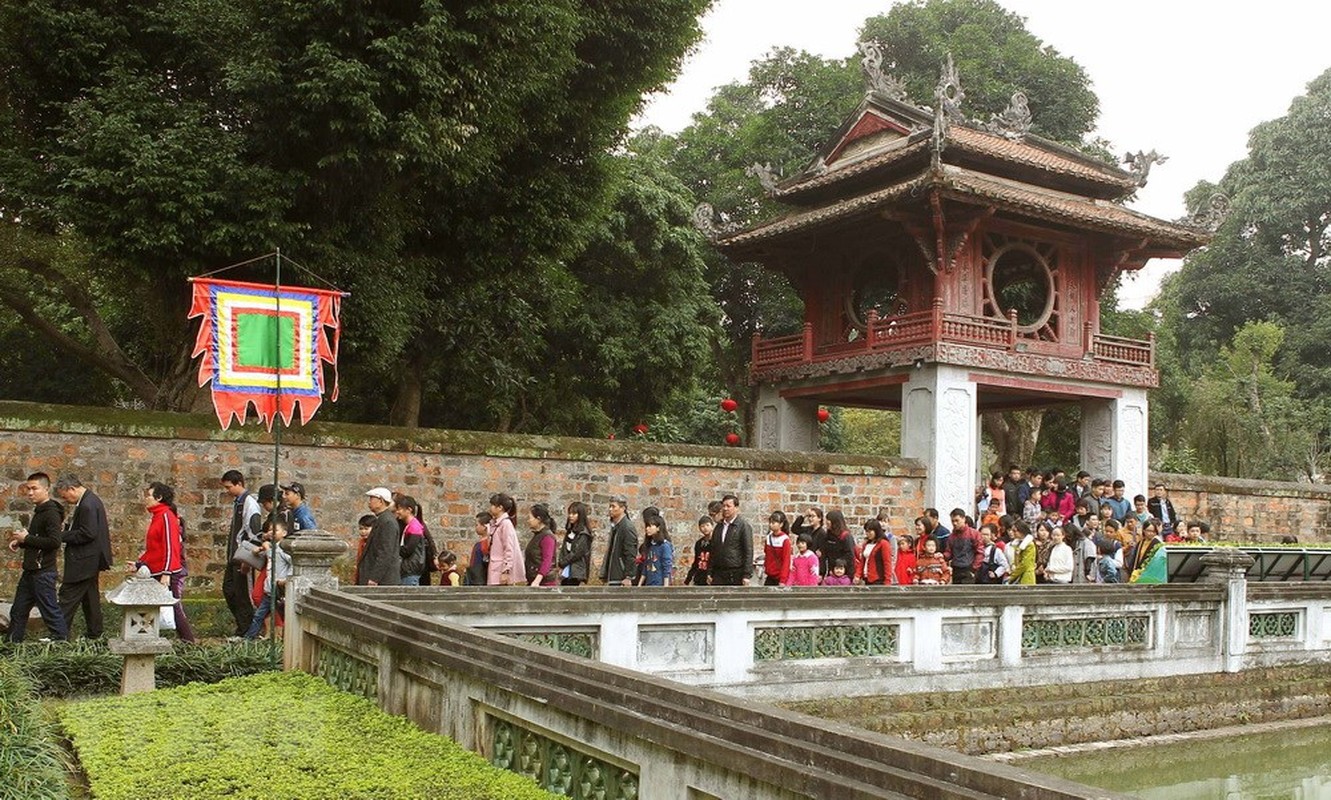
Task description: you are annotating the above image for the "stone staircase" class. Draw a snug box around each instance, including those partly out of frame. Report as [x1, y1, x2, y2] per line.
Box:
[781, 666, 1331, 755]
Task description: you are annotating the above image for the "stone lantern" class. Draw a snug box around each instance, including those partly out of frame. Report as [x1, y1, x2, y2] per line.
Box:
[105, 566, 179, 694]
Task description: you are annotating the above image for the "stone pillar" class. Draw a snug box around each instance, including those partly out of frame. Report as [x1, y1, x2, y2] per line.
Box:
[1200, 548, 1255, 673]
[754, 385, 819, 451]
[1079, 388, 1149, 495]
[901, 363, 978, 515]
[281, 530, 348, 671]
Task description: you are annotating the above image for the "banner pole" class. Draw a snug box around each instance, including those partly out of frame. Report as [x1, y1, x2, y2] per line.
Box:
[269, 248, 283, 663]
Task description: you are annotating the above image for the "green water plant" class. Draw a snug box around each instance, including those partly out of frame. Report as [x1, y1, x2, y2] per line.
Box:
[59, 671, 558, 800]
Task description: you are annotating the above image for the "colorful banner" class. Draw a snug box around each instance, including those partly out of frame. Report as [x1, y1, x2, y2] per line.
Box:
[188, 278, 343, 430]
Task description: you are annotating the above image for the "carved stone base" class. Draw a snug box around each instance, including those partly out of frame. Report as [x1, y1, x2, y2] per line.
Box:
[754, 386, 820, 452]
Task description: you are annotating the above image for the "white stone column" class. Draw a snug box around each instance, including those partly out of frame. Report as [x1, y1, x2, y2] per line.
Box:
[754, 385, 820, 451]
[1079, 388, 1149, 495]
[901, 364, 978, 515]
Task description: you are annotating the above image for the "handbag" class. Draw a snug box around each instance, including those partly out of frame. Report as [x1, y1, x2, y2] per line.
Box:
[232, 544, 266, 570]
[159, 603, 176, 631]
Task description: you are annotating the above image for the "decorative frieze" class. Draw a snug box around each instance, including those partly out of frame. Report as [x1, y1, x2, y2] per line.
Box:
[1249, 611, 1298, 639]
[314, 642, 378, 700]
[1021, 615, 1150, 651]
[507, 630, 599, 659]
[491, 717, 639, 800]
[753, 623, 899, 661]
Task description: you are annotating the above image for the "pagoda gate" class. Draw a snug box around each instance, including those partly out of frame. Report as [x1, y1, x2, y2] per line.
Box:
[706, 55, 1215, 515]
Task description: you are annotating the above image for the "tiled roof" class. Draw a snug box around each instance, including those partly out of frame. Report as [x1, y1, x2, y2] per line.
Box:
[773, 135, 930, 198]
[947, 127, 1137, 190]
[715, 165, 1206, 252]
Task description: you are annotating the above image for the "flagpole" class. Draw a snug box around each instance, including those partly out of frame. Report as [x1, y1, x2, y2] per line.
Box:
[269, 247, 282, 662]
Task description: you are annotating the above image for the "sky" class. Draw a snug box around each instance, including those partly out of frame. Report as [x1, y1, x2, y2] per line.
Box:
[635, 0, 1331, 309]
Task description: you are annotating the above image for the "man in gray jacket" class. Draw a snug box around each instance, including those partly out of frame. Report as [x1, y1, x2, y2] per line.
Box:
[357, 487, 401, 586]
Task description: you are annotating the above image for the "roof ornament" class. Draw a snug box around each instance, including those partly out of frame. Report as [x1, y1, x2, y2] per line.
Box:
[858, 40, 908, 101]
[986, 91, 1031, 140]
[745, 162, 780, 196]
[931, 53, 964, 167]
[1124, 149, 1168, 187]
[1185, 192, 1231, 232]
[809, 155, 828, 177]
[691, 203, 719, 238]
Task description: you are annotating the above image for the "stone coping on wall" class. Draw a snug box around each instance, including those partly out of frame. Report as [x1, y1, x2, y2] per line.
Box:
[344, 583, 1225, 616]
[1152, 470, 1331, 500]
[298, 587, 1133, 800]
[0, 400, 924, 477]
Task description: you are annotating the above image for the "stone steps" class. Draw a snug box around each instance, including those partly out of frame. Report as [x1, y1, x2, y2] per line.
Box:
[782, 667, 1331, 755]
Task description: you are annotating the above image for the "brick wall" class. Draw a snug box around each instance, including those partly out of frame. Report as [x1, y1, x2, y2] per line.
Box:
[1150, 471, 1331, 542]
[0, 402, 926, 597]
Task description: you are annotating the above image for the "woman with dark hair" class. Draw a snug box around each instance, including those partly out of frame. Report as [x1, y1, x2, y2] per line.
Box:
[524, 504, 559, 588]
[394, 495, 427, 586]
[792, 506, 824, 554]
[859, 519, 891, 586]
[821, 510, 855, 578]
[487, 493, 525, 586]
[558, 502, 593, 586]
[137, 482, 195, 642]
[637, 509, 674, 587]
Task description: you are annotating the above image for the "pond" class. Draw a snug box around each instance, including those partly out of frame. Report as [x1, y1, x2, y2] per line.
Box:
[1021, 724, 1331, 799]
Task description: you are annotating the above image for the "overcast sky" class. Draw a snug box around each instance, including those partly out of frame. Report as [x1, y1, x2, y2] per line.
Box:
[635, 0, 1331, 309]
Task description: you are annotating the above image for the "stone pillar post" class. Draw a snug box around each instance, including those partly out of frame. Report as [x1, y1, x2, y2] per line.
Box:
[1200, 548, 1255, 673]
[754, 385, 820, 451]
[281, 530, 348, 671]
[901, 363, 978, 515]
[1079, 388, 1149, 495]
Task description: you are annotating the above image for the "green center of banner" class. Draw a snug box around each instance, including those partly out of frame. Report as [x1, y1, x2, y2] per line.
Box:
[235, 313, 297, 370]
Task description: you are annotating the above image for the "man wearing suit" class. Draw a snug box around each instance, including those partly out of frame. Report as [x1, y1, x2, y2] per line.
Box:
[54, 475, 113, 638]
[710, 494, 752, 586]
[1147, 483, 1180, 536]
[600, 497, 638, 586]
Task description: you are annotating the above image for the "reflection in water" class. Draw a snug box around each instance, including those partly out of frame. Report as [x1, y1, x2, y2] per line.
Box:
[1021, 726, 1331, 799]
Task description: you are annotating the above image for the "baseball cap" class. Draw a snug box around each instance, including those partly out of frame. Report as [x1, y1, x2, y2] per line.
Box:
[365, 487, 393, 503]
[281, 482, 306, 498]
[257, 484, 278, 503]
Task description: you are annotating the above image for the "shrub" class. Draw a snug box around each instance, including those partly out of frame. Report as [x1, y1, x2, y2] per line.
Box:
[59, 672, 559, 800]
[0, 640, 277, 698]
[0, 660, 72, 800]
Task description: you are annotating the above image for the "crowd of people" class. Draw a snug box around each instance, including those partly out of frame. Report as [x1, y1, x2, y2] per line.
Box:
[5, 464, 1219, 644]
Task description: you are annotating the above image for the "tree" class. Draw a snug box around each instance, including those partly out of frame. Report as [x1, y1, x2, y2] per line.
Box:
[1154, 68, 1331, 472]
[0, 0, 710, 421]
[661, 0, 1103, 462]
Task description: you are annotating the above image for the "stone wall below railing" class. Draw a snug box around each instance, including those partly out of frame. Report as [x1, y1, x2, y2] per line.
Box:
[1152, 471, 1331, 542]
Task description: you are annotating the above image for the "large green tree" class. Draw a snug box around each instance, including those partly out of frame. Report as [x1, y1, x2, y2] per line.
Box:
[1153, 67, 1331, 476]
[0, 0, 709, 422]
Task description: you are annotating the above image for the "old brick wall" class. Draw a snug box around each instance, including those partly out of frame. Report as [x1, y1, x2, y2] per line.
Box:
[0, 402, 926, 597]
[1150, 471, 1331, 542]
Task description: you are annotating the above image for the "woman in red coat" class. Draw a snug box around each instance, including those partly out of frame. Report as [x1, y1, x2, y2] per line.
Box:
[137, 482, 196, 642]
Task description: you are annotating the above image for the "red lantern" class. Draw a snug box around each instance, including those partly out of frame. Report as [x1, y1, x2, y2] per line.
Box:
[725, 432, 741, 446]
[607, 433, 616, 440]
[720, 398, 738, 413]
[632, 423, 649, 435]
[817, 408, 830, 423]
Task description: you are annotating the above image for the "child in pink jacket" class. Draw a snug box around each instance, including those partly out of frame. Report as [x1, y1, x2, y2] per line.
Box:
[787, 537, 821, 586]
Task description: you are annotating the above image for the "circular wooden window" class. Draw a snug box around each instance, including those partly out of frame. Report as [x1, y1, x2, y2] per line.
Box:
[986, 241, 1055, 332]
[845, 254, 902, 332]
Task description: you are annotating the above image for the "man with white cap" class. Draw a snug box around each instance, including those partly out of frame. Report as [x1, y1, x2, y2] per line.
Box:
[356, 487, 401, 586]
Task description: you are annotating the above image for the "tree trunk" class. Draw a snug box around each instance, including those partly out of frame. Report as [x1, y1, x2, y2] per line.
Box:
[388, 350, 425, 428]
[982, 410, 1044, 475]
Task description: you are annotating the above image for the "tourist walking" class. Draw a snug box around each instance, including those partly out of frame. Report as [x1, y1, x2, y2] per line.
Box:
[762, 511, 792, 586]
[54, 475, 112, 639]
[820, 511, 856, 579]
[243, 518, 291, 639]
[357, 487, 402, 586]
[486, 493, 525, 586]
[394, 496, 427, 586]
[220, 470, 261, 637]
[7, 473, 67, 642]
[137, 482, 195, 642]
[524, 504, 559, 587]
[943, 509, 983, 584]
[465, 512, 491, 585]
[600, 496, 637, 586]
[281, 482, 317, 532]
[859, 520, 892, 586]
[638, 510, 674, 587]
[710, 494, 753, 586]
[684, 516, 713, 586]
[557, 502, 593, 586]
[1006, 520, 1037, 585]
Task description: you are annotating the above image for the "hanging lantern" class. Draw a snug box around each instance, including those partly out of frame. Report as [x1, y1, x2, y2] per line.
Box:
[632, 423, 649, 435]
[720, 398, 738, 413]
[607, 433, 616, 440]
[817, 408, 830, 423]
[725, 432, 741, 446]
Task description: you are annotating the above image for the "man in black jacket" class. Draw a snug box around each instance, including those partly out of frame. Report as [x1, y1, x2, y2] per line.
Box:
[710, 494, 753, 586]
[600, 497, 637, 586]
[1147, 483, 1180, 536]
[356, 487, 401, 586]
[54, 475, 112, 638]
[7, 473, 67, 641]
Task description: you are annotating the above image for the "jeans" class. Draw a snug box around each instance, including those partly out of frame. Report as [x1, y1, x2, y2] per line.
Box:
[401, 574, 421, 586]
[243, 593, 277, 639]
[9, 569, 67, 642]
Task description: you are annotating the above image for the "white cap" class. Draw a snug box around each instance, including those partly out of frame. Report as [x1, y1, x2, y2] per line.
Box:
[365, 487, 393, 503]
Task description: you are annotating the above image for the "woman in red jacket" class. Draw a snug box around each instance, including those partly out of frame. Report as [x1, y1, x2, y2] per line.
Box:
[762, 511, 792, 586]
[137, 482, 196, 642]
[859, 520, 892, 586]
